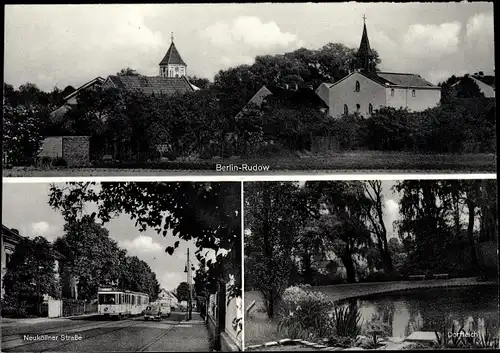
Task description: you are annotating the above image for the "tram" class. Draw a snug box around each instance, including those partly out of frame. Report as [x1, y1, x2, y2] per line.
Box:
[97, 287, 150, 319]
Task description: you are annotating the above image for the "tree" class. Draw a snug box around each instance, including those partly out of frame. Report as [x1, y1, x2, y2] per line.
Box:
[362, 181, 394, 274]
[187, 76, 212, 90]
[306, 181, 372, 283]
[53, 216, 125, 301]
[176, 282, 190, 302]
[117, 68, 141, 76]
[3, 102, 43, 166]
[48, 182, 242, 298]
[3, 236, 60, 316]
[244, 182, 314, 318]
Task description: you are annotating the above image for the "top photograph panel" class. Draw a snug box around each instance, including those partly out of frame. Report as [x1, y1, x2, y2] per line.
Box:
[3, 3, 496, 177]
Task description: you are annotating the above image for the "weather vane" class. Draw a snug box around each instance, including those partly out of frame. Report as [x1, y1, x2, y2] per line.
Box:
[363, 15, 367, 24]
[171, 32, 174, 43]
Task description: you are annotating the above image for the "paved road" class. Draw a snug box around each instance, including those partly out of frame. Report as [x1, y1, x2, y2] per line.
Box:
[1, 312, 210, 352]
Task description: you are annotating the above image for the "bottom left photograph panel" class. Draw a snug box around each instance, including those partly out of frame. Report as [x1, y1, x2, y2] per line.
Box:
[1, 181, 243, 352]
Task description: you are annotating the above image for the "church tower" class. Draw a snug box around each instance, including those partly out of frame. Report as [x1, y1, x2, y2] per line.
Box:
[355, 17, 376, 73]
[159, 33, 187, 78]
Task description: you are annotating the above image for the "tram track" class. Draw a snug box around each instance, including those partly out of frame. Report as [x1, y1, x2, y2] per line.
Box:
[1, 317, 139, 352]
[1, 316, 129, 343]
[134, 320, 182, 352]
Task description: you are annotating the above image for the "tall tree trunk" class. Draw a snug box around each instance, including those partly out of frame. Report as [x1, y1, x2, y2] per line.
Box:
[466, 198, 478, 270]
[342, 251, 357, 283]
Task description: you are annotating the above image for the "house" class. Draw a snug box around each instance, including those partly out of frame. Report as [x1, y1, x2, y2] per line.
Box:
[1, 225, 77, 300]
[451, 73, 495, 98]
[1, 226, 23, 298]
[158, 288, 178, 304]
[49, 76, 106, 123]
[235, 84, 329, 120]
[317, 20, 441, 118]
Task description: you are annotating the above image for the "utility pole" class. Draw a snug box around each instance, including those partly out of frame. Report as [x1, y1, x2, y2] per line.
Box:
[187, 248, 192, 321]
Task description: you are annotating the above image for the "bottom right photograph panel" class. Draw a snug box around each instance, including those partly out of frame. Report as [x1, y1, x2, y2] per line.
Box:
[243, 179, 499, 351]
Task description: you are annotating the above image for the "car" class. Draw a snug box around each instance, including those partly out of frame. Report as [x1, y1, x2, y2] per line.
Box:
[159, 302, 171, 317]
[144, 305, 162, 321]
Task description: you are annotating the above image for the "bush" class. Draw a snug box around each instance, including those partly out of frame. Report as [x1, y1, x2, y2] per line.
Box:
[277, 285, 333, 339]
[52, 157, 67, 167]
[250, 142, 293, 158]
[332, 304, 362, 338]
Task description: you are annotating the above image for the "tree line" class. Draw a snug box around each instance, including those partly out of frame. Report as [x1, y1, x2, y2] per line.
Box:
[2, 215, 160, 317]
[244, 180, 498, 319]
[2, 43, 495, 166]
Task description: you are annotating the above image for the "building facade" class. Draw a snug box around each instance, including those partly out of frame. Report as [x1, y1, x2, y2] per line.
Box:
[317, 20, 441, 118]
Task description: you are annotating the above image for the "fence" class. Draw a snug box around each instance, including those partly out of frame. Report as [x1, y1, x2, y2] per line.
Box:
[62, 299, 98, 317]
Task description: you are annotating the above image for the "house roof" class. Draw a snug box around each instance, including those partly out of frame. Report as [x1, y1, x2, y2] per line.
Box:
[63, 76, 106, 101]
[326, 71, 440, 90]
[368, 72, 438, 88]
[159, 42, 187, 66]
[235, 84, 328, 119]
[105, 75, 195, 95]
[471, 75, 495, 88]
[2, 225, 24, 244]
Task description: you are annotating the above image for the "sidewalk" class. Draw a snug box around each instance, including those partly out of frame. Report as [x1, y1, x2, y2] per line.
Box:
[1, 312, 99, 327]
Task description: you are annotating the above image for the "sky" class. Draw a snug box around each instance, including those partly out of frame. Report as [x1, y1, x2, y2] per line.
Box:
[4, 3, 495, 91]
[1, 182, 228, 291]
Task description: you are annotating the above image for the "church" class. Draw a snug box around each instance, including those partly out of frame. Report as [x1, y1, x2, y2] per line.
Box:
[101, 33, 198, 95]
[50, 33, 197, 122]
[316, 19, 441, 118]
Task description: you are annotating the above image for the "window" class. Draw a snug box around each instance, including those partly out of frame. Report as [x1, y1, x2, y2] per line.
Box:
[355, 81, 360, 92]
[99, 294, 116, 305]
[175, 67, 179, 72]
[343, 104, 349, 115]
[412, 89, 416, 97]
[356, 104, 360, 111]
[369, 103, 373, 114]
[391, 89, 395, 97]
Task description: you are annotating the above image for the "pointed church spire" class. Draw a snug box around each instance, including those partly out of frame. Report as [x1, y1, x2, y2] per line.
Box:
[355, 16, 375, 73]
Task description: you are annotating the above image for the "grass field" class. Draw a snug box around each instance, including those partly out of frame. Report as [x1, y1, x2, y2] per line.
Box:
[244, 278, 496, 347]
[3, 152, 496, 177]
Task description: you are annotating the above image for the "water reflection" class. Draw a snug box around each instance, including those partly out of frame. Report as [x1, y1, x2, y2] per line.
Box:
[337, 285, 499, 338]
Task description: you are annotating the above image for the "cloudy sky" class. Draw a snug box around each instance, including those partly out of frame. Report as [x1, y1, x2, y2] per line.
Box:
[4, 3, 494, 91]
[1, 182, 228, 291]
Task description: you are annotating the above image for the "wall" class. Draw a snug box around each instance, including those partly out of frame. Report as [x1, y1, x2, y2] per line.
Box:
[39, 137, 63, 159]
[224, 287, 243, 350]
[328, 72, 386, 118]
[385, 87, 441, 112]
[48, 299, 63, 318]
[62, 136, 90, 167]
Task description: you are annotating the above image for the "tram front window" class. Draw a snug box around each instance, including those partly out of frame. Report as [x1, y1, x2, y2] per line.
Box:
[99, 294, 116, 304]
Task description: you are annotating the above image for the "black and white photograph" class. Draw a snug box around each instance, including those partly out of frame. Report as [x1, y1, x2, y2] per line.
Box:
[2, 2, 496, 177]
[1, 182, 243, 352]
[244, 179, 499, 350]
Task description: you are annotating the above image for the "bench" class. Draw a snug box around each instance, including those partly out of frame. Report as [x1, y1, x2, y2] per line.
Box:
[433, 273, 449, 279]
[409, 275, 426, 280]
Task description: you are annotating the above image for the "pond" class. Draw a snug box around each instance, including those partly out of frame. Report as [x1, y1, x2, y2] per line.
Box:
[338, 285, 499, 339]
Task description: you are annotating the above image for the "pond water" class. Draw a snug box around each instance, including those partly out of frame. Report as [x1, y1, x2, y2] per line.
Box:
[338, 285, 499, 338]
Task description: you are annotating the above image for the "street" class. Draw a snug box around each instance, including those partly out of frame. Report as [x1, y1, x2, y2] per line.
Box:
[1, 312, 210, 352]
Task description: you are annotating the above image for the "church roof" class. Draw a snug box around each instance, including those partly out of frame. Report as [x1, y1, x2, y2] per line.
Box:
[159, 42, 186, 66]
[105, 75, 194, 95]
[356, 23, 374, 57]
[368, 72, 438, 88]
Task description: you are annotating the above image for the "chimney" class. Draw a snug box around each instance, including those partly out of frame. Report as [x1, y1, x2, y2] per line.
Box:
[479, 71, 484, 77]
